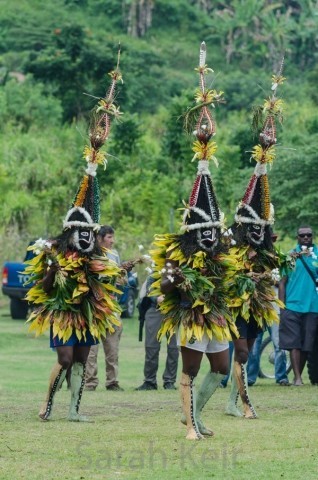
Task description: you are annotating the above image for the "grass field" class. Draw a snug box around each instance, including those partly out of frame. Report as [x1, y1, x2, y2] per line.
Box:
[1, 301, 318, 480]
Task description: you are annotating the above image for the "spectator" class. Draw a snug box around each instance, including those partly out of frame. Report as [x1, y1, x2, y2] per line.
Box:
[279, 226, 318, 386]
[247, 325, 290, 386]
[85, 225, 125, 392]
[247, 261, 291, 386]
[135, 277, 179, 391]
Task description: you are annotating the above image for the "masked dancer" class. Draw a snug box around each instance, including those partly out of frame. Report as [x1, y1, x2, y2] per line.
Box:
[25, 50, 124, 422]
[151, 42, 238, 440]
[225, 62, 287, 419]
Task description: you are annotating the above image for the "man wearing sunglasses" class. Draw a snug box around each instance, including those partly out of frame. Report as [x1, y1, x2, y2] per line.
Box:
[279, 226, 318, 386]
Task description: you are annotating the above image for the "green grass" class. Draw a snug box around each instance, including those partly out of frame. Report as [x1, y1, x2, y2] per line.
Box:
[1, 303, 318, 480]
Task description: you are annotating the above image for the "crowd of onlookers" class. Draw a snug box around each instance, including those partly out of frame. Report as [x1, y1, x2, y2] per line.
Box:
[85, 225, 318, 393]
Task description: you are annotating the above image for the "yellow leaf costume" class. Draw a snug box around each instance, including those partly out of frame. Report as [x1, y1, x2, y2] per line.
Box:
[222, 245, 284, 328]
[151, 234, 239, 346]
[25, 242, 122, 343]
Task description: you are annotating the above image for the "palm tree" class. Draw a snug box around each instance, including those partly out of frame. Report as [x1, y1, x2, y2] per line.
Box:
[124, 0, 154, 37]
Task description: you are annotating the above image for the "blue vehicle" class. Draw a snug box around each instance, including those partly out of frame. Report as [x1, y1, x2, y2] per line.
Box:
[2, 248, 34, 320]
[2, 245, 138, 320]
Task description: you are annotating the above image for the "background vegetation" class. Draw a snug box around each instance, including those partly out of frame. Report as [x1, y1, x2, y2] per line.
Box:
[1, 0, 318, 278]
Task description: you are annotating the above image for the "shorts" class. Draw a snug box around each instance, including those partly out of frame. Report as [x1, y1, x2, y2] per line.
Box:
[177, 329, 228, 353]
[50, 327, 99, 348]
[234, 315, 263, 340]
[279, 309, 318, 352]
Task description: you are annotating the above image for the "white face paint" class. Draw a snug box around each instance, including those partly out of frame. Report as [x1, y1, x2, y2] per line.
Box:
[197, 227, 219, 253]
[71, 229, 95, 253]
[246, 224, 265, 246]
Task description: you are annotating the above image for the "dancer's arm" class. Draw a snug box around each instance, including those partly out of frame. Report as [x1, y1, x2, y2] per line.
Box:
[160, 259, 185, 294]
[42, 264, 58, 293]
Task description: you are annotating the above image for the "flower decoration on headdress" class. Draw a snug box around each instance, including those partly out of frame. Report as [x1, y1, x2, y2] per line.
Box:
[235, 57, 286, 227]
[181, 42, 225, 234]
[63, 47, 123, 232]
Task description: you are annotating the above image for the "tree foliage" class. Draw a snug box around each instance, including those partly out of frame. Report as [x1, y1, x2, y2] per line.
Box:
[0, 0, 317, 268]
[0, 75, 62, 131]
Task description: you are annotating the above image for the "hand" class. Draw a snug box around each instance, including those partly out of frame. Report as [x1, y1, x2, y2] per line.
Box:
[116, 276, 127, 286]
[42, 264, 59, 293]
[172, 267, 185, 284]
[49, 262, 60, 272]
[157, 295, 165, 304]
[246, 272, 260, 283]
[121, 260, 135, 272]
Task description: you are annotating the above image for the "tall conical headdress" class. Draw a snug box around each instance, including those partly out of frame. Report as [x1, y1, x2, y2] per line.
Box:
[235, 59, 286, 227]
[181, 42, 225, 233]
[63, 48, 123, 231]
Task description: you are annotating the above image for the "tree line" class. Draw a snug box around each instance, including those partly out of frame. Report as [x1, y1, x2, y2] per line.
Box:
[0, 0, 317, 269]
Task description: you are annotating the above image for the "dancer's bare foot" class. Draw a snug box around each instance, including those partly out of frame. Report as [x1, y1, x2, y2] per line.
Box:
[243, 403, 258, 419]
[181, 415, 214, 436]
[293, 378, 304, 386]
[186, 429, 205, 440]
